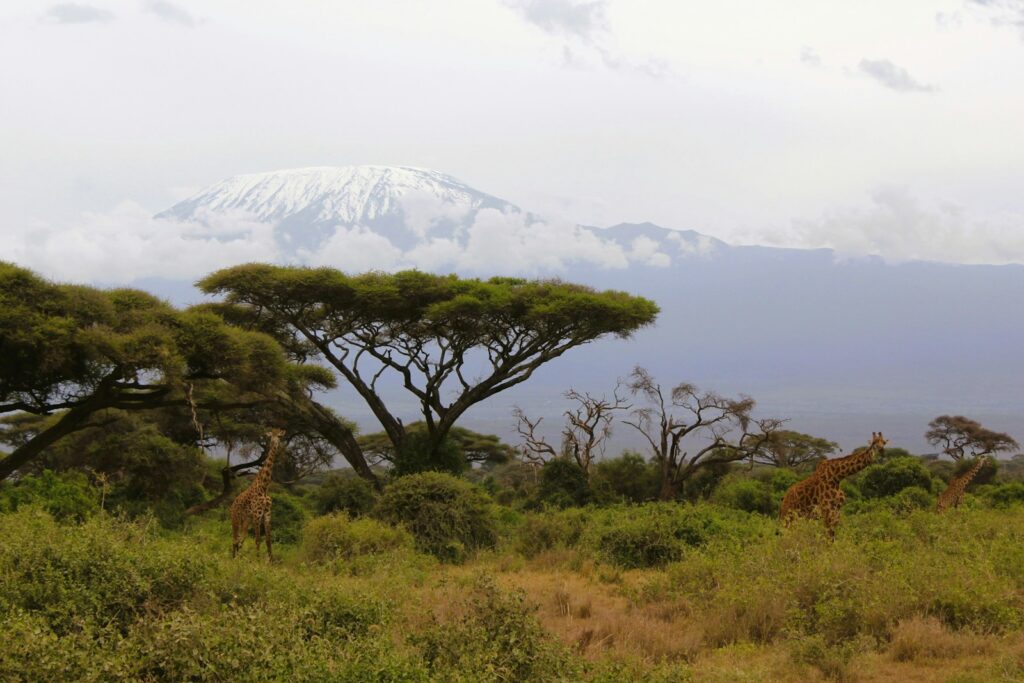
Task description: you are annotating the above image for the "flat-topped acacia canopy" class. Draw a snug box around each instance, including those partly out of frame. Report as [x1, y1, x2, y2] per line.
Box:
[199, 265, 659, 465]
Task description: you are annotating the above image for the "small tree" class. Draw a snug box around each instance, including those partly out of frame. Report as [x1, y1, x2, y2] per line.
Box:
[623, 366, 783, 501]
[925, 415, 1018, 462]
[752, 430, 838, 470]
[513, 385, 629, 477]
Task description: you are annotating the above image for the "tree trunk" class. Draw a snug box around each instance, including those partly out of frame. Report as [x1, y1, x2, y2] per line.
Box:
[276, 391, 381, 490]
[657, 476, 678, 501]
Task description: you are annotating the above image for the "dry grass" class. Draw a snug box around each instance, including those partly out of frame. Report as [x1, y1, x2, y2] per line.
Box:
[888, 616, 993, 663]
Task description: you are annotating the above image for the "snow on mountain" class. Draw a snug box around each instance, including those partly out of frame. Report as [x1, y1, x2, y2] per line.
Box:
[157, 166, 516, 252]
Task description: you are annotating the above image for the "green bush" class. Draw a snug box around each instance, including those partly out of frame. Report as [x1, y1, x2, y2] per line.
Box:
[393, 430, 465, 477]
[302, 512, 414, 562]
[982, 482, 1024, 508]
[315, 472, 377, 517]
[591, 451, 658, 503]
[0, 470, 99, 521]
[535, 457, 591, 508]
[268, 491, 309, 545]
[858, 456, 935, 498]
[375, 472, 497, 562]
[713, 476, 775, 515]
[514, 508, 591, 558]
[411, 575, 576, 682]
[584, 503, 741, 568]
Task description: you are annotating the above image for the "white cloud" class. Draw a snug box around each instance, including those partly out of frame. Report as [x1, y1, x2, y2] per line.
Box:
[43, 3, 114, 24]
[858, 58, 938, 93]
[762, 187, 1024, 265]
[629, 236, 670, 267]
[302, 225, 403, 271]
[0, 202, 278, 284]
[143, 0, 197, 27]
[398, 190, 472, 239]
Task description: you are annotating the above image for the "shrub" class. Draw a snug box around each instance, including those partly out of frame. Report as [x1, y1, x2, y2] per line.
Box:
[0, 470, 99, 521]
[713, 476, 775, 515]
[375, 472, 497, 562]
[858, 456, 935, 498]
[393, 430, 465, 476]
[514, 508, 591, 558]
[981, 482, 1024, 508]
[591, 451, 658, 503]
[315, 472, 376, 517]
[585, 504, 736, 569]
[302, 513, 413, 562]
[268, 491, 309, 545]
[536, 458, 591, 508]
[411, 574, 576, 682]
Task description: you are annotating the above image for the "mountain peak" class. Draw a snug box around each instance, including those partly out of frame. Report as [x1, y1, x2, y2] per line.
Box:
[156, 165, 516, 250]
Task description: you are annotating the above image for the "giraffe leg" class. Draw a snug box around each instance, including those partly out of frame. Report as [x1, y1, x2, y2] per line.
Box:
[822, 504, 840, 541]
[234, 517, 250, 558]
[263, 511, 273, 562]
[253, 513, 263, 556]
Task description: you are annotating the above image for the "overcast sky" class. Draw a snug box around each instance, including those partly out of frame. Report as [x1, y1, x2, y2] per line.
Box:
[2, 0, 1024, 273]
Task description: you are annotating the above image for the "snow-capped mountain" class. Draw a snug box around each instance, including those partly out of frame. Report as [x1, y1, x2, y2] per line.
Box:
[157, 166, 515, 251]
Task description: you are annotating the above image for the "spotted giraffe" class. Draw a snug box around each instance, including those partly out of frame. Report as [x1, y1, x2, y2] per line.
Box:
[780, 432, 889, 539]
[937, 456, 989, 512]
[230, 429, 285, 560]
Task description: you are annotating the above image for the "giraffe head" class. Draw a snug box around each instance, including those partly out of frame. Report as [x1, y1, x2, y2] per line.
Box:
[869, 432, 888, 453]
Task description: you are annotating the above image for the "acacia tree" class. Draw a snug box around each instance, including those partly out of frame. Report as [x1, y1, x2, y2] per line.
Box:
[513, 385, 630, 477]
[0, 262, 374, 485]
[751, 430, 839, 469]
[925, 415, 1018, 461]
[199, 266, 658, 470]
[623, 366, 783, 500]
[0, 263, 297, 480]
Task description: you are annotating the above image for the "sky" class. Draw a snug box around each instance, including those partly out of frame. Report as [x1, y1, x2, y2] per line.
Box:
[2, 0, 1024, 276]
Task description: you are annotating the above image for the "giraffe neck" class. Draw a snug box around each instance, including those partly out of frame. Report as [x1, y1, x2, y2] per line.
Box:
[819, 444, 880, 484]
[956, 458, 986, 487]
[251, 435, 281, 493]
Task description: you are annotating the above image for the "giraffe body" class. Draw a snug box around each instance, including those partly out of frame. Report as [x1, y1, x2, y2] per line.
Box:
[780, 432, 888, 539]
[937, 456, 988, 512]
[230, 429, 284, 560]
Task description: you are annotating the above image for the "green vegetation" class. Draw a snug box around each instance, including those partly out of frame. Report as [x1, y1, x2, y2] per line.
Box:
[6, 262, 1024, 681]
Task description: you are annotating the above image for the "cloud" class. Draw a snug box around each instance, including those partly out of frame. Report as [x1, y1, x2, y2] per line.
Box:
[504, 0, 670, 77]
[628, 236, 670, 267]
[858, 59, 938, 93]
[143, 0, 197, 27]
[968, 0, 1024, 37]
[761, 187, 1024, 265]
[398, 190, 473, 239]
[799, 46, 822, 67]
[302, 226, 404, 271]
[0, 202, 278, 284]
[504, 0, 608, 43]
[43, 3, 114, 24]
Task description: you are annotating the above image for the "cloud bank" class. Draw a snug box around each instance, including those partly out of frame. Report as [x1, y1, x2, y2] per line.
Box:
[858, 59, 937, 93]
[758, 187, 1024, 265]
[43, 3, 114, 24]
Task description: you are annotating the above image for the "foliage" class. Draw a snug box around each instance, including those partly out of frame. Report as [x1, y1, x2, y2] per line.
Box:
[981, 482, 1024, 508]
[535, 457, 591, 508]
[752, 430, 839, 469]
[858, 456, 936, 498]
[514, 508, 591, 558]
[591, 451, 659, 503]
[712, 475, 776, 514]
[360, 422, 514, 473]
[374, 472, 497, 562]
[268, 491, 309, 545]
[0, 469, 99, 521]
[410, 575, 576, 682]
[315, 471, 377, 516]
[926, 415, 1019, 461]
[302, 512, 414, 563]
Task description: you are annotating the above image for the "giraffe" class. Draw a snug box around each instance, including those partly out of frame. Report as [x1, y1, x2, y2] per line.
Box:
[937, 456, 989, 512]
[780, 432, 889, 539]
[230, 428, 285, 560]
